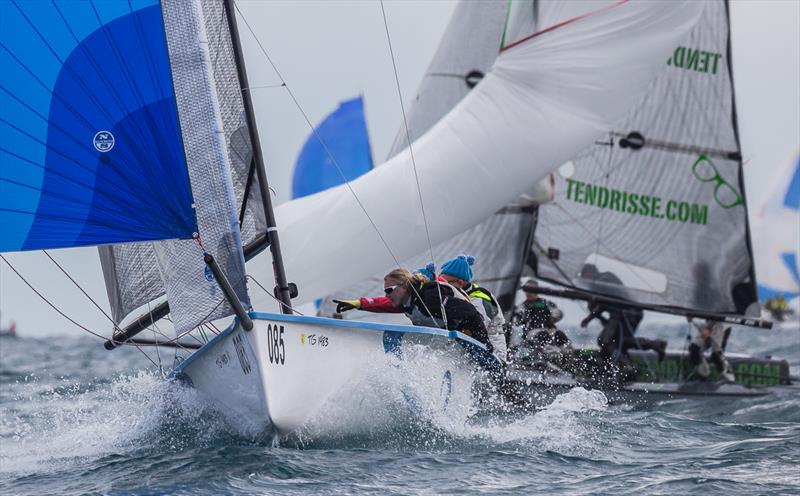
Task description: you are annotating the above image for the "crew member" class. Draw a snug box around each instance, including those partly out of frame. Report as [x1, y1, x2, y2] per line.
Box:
[508, 279, 569, 360]
[439, 254, 507, 361]
[688, 319, 735, 382]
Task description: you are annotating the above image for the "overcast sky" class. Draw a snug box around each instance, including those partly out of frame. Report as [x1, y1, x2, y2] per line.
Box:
[1, 0, 798, 338]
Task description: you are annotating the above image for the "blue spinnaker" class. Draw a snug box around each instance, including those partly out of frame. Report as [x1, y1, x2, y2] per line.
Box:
[1, 1, 196, 252]
[292, 96, 373, 199]
[756, 154, 800, 300]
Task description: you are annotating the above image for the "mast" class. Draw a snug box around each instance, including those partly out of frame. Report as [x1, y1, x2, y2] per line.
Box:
[224, 0, 293, 314]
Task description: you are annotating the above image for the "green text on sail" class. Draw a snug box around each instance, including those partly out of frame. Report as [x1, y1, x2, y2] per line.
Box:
[667, 46, 722, 75]
[565, 178, 709, 226]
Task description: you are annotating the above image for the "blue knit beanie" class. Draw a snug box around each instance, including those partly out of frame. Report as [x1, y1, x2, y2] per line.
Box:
[415, 262, 437, 281]
[440, 254, 475, 282]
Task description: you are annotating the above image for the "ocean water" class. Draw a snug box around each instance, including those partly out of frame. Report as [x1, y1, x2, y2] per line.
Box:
[1, 323, 798, 495]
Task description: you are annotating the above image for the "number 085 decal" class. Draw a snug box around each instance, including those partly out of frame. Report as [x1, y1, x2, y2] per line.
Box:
[267, 323, 286, 365]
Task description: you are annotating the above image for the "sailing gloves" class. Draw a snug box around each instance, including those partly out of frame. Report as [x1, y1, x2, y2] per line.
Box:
[333, 299, 361, 313]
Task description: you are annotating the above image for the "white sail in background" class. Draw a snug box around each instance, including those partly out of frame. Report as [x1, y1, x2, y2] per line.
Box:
[534, 0, 758, 317]
[249, 0, 705, 310]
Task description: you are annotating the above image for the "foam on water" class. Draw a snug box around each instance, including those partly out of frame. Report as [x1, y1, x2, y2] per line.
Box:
[285, 343, 610, 456]
[0, 371, 225, 476]
[1, 337, 611, 477]
[1, 329, 798, 495]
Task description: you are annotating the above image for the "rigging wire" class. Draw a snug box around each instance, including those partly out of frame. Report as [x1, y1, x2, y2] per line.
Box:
[378, 0, 447, 329]
[230, 2, 401, 268]
[231, 1, 444, 328]
[42, 250, 121, 332]
[247, 275, 305, 316]
[2, 254, 109, 341]
[0, 254, 161, 369]
[44, 248, 198, 357]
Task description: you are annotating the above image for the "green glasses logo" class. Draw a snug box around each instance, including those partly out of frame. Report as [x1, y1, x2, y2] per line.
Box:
[691, 154, 743, 209]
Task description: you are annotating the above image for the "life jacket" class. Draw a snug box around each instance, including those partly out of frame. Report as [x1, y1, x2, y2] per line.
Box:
[466, 284, 500, 319]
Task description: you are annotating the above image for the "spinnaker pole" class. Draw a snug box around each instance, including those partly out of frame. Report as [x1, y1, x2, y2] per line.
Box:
[224, 0, 293, 314]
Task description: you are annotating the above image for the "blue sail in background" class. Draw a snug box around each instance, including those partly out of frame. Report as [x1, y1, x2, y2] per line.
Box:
[0, 0, 196, 252]
[755, 154, 800, 301]
[292, 96, 373, 199]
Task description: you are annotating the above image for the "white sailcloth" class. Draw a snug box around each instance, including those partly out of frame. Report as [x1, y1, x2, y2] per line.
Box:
[534, 0, 757, 315]
[321, 0, 542, 317]
[249, 0, 705, 310]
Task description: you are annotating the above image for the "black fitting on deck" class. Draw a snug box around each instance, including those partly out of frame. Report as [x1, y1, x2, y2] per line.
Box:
[204, 254, 253, 331]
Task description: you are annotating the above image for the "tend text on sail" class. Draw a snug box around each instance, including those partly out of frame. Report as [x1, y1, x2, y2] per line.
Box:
[667, 46, 723, 75]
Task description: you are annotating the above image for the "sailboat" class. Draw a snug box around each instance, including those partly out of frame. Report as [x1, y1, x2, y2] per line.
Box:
[503, 0, 797, 401]
[292, 96, 373, 200]
[1, 0, 705, 436]
[0, 312, 16, 338]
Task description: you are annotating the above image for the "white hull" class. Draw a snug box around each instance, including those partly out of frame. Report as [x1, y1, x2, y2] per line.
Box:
[171, 313, 499, 437]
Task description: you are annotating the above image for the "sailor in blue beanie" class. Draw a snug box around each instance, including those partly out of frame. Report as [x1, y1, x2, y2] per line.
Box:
[440, 255, 507, 361]
[440, 255, 475, 283]
[415, 262, 437, 281]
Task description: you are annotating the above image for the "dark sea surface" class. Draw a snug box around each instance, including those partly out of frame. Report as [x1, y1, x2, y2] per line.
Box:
[1, 322, 798, 495]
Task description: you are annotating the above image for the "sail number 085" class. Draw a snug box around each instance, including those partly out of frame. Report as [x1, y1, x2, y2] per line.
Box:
[267, 323, 285, 365]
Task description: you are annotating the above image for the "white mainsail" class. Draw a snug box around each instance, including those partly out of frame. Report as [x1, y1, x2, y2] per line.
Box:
[249, 0, 706, 311]
[534, 0, 758, 317]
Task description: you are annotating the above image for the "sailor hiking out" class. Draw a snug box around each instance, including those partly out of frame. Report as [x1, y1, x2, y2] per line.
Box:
[578, 264, 667, 381]
[332, 262, 442, 314]
[438, 255, 507, 362]
[381, 268, 491, 348]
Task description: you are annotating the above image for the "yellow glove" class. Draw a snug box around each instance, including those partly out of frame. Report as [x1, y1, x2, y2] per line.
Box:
[333, 299, 361, 313]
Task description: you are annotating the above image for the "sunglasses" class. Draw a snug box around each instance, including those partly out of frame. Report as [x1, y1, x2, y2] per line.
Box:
[384, 285, 400, 295]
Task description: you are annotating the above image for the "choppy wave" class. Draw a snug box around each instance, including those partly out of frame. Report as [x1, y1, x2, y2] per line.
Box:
[1, 325, 798, 495]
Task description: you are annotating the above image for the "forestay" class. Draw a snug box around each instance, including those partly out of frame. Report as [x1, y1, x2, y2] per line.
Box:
[533, 0, 757, 315]
[250, 0, 705, 311]
[98, 0, 265, 332]
[1, 1, 196, 251]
